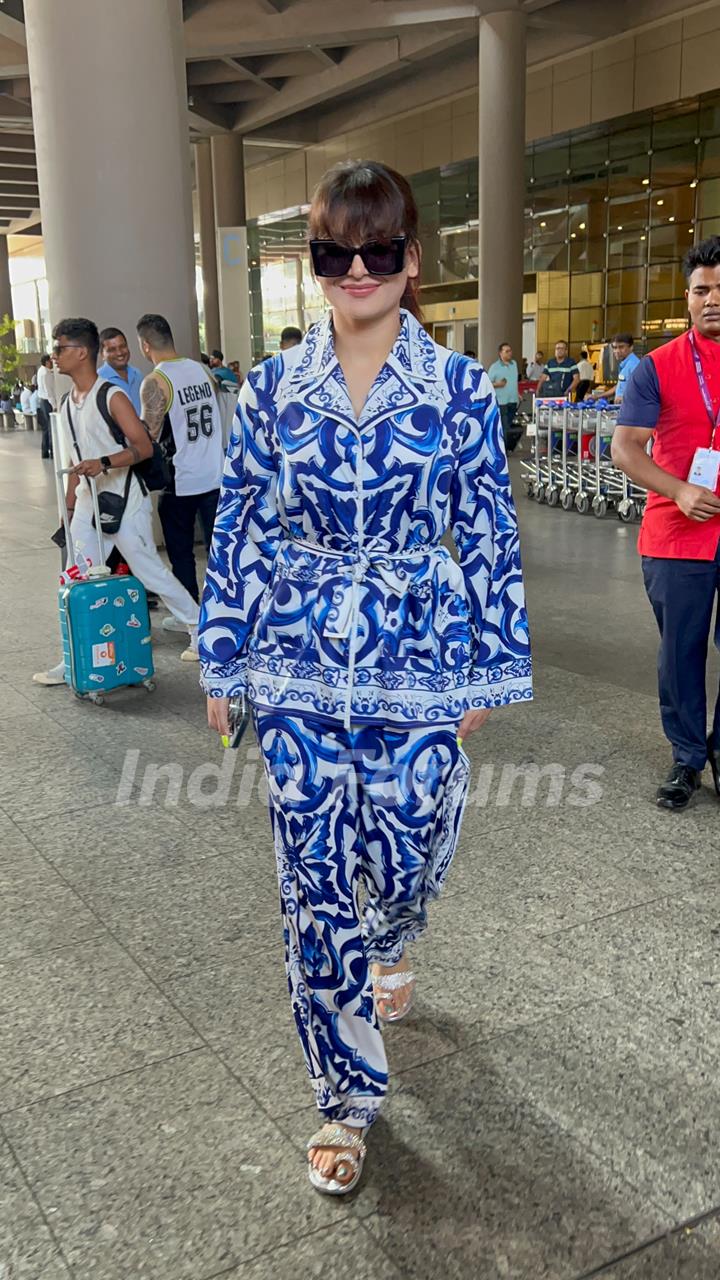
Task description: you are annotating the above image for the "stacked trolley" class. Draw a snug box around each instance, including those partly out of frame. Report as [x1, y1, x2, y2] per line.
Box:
[521, 397, 647, 522]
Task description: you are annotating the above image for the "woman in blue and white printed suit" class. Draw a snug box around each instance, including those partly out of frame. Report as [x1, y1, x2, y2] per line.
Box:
[199, 160, 532, 1195]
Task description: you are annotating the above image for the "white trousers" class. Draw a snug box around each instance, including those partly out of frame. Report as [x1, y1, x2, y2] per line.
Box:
[70, 495, 199, 628]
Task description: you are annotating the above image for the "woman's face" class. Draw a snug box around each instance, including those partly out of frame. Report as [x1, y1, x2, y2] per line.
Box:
[318, 236, 419, 326]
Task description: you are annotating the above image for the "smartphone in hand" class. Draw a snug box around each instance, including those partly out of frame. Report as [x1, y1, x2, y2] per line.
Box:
[222, 696, 251, 749]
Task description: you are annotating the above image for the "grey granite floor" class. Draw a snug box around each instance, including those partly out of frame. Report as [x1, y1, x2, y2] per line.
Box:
[2, 429, 720, 1280]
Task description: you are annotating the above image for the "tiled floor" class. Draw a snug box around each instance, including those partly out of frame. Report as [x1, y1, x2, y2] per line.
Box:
[2, 428, 720, 1279]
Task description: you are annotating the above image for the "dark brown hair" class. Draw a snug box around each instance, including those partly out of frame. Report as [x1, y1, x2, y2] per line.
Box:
[308, 159, 422, 320]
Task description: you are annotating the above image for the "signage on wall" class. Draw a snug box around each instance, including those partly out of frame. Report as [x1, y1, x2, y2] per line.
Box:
[222, 232, 244, 267]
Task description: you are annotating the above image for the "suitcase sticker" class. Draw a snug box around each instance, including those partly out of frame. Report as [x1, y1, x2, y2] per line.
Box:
[92, 641, 116, 666]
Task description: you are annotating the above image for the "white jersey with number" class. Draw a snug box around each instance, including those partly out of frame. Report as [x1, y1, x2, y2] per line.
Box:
[155, 358, 225, 497]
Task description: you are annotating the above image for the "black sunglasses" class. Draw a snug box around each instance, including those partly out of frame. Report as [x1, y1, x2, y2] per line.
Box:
[309, 236, 407, 278]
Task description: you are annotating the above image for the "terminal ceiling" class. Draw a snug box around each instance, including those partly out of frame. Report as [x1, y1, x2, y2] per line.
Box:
[0, 0, 709, 233]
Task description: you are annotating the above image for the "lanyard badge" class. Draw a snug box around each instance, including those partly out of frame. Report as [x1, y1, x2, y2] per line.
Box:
[688, 448, 720, 491]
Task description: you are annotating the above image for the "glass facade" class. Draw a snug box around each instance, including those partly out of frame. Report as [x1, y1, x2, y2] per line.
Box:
[8, 241, 51, 354]
[248, 90, 720, 360]
[248, 211, 325, 358]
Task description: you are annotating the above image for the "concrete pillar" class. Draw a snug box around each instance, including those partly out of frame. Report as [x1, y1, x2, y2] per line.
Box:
[0, 237, 15, 402]
[0, 236, 13, 328]
[477, 9, 527, 368]
[195, 139, 221, 354]
[211, 132, 252, 374]
[24, 0, 199, 365]
[295, 257, 305, 332]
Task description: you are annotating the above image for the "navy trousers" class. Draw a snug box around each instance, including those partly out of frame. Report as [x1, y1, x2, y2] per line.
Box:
[642, 545, 720, 770]
[159, 488, 219, 603]
[37, 398, 53, 458]
[498, 401, 518, 441]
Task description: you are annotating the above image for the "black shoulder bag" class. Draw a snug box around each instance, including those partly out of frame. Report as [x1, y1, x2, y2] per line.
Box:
[65, 395, 131, 536]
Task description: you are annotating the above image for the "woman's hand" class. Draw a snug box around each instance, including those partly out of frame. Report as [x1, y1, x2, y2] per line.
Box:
[458, 708, 493, 739]
[207, 696, 230, 737]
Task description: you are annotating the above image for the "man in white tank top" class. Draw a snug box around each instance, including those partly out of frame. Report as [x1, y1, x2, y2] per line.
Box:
[32, 317, 201, 686]
[137, 314, 226, 631]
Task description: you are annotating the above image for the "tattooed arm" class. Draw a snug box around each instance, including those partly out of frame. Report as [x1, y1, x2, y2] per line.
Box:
[140, 371, 171, 440]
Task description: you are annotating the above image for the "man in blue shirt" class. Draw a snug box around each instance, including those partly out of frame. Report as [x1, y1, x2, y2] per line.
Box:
[209, 348, 239, 387]
[609, 333, 641, 403]
[487, 342, 521, 450]
[96, 325, 158, 605]
[536, 340, 579, 399]
[98, 327, 144, 414]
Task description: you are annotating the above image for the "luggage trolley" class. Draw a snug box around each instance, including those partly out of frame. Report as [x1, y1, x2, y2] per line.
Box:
[558, 404, 583, 511]
[617, 474, 647, 523]
[522, 395, 647, 523]
[588, 405, 619, 517]
[522, 397, 564, 503]
[522, 398, 548, 500]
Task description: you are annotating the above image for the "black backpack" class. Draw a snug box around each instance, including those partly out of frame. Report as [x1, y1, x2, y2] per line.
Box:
[92, 382, 170, 492]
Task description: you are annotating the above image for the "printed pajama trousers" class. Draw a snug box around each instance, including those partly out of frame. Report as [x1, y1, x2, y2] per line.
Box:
[256, 711, 471, 1129]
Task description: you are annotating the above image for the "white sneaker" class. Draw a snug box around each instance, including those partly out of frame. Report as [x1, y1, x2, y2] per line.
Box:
[32, 660, 66, 686]
[180, 625, 199, 662]
[161, 615, 189, 634]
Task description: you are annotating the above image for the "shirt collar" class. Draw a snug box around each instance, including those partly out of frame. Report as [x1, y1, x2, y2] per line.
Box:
[292, 307, 442, 385]
[98, 361, 138, 383]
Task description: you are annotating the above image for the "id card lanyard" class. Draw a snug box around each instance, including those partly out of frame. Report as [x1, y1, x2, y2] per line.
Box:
[689, 329, 720, 448]
[687, 330, 720, 492]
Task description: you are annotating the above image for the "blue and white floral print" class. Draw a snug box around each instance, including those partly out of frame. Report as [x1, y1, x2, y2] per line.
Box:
[257, 711, 471, 1125]
[199, 309, 531, 726]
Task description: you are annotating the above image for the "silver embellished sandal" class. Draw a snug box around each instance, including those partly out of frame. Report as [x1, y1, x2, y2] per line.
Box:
[372, 968, 416, 1023]
[307, 1123, 368, 1195]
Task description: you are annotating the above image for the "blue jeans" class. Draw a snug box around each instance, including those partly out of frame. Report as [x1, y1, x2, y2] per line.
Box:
[498, 402, 519, 448]
[642, 544, 720, 769]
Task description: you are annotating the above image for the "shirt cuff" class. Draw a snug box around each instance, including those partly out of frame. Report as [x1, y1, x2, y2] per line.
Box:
[199, 667, 248, 698]
[465, 663, 533, 708]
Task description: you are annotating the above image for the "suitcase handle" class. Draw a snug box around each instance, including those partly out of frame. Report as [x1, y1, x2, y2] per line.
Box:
[53, 415, 110, 577]
[53, 455, 110, 586]
[57, 470, 111, 579]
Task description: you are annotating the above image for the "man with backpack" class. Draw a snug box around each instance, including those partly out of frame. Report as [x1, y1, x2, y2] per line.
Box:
[32, 317, 200, 686]
[136, 314, 224, 624]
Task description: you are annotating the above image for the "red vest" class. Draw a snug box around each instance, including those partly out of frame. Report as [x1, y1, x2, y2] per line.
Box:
[639, 328, 720, 559]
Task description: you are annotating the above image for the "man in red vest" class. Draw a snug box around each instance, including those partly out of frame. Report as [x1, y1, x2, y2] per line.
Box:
[612, 235, 720, 811]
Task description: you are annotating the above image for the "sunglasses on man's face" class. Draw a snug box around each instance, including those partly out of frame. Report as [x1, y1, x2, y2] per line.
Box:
[309, 236, 407, 278]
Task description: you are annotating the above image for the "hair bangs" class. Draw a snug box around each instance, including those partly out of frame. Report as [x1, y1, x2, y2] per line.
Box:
[309, 161, 417, 247]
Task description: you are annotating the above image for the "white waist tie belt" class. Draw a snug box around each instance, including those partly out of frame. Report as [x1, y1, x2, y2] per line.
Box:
[290, 537, 442, 729]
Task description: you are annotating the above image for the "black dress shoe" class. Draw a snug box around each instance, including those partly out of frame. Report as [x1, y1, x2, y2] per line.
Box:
[707, 737, 720, 797]
[656, 763, 702, 811]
